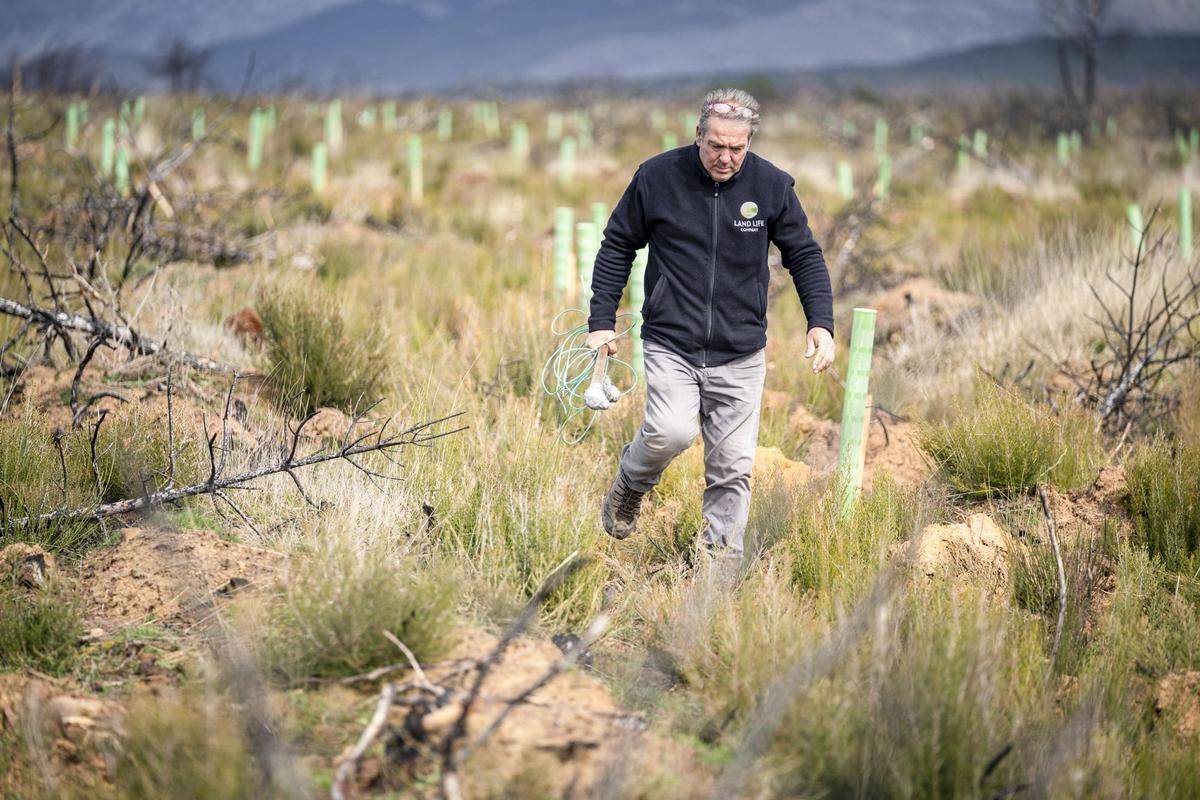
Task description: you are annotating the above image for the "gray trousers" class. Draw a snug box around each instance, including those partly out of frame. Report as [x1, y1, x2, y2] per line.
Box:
[618, 340, 767, 556]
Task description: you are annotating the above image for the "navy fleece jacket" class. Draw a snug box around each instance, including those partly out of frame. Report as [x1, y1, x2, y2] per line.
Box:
[587, 143, 834, 368]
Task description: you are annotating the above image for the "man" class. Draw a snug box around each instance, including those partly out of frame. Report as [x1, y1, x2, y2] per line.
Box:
[585, 88, 835, 565]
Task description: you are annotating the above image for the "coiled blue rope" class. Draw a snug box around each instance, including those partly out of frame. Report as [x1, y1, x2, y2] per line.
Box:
[540, 308, 640, 445]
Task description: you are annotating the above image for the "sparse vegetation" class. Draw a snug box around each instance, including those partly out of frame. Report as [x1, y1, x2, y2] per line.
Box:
[917, 380, 1104, 498]
[0, 79, 1197, 798]
[113, 690, 262, 800]
[95, 402, 206, 503]
[262, 538, 459, 682]
[1127, 439, 1200, 573]
[0, 574, 81, 675]
[257, 281, 390, 414]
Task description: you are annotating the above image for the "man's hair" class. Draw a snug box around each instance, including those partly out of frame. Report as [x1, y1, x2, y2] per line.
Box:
[697, 87, 761, 139]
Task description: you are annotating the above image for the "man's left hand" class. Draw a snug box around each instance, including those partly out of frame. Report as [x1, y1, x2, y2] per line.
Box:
[804, 327, 835, 374]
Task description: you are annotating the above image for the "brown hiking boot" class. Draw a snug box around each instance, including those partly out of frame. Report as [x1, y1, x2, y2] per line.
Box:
[601, 472, 646, 540]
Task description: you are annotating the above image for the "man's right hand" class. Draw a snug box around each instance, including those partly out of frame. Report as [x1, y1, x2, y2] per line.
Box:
[586, 329, 618, 355]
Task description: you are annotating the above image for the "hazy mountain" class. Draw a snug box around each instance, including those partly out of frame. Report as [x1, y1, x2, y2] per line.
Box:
[814, 33, 1200, 89]
[7, 0, 1199, 91]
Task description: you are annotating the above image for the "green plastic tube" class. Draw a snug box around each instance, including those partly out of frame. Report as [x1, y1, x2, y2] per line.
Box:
[247, 109, 264, 171]
[837, 308, 877, 516]
[511, 120, 529, 161]
[311, 142, 327, 194]
[192, 107, 205, 141]
[326, 100, 343, 152]
[553, 207, 575, 302]
[558, 136, 576, 185]
[408, 134, 423, 204]
[101, 118, 115, 176]
[65, 103, 78, 150]
[837, 161, 853, 201]
[1127, 204, 1145, 256]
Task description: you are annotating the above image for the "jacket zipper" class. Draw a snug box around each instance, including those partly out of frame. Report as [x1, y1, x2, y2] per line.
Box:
[703, 180, 719, 368]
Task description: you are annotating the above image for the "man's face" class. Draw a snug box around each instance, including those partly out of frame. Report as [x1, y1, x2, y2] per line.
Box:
[695, 116, 752, 182]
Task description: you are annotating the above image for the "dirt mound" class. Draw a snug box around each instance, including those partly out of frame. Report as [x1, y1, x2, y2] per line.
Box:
[1, 543, 56, 590]
[771, 396, 929, 488]
[373, 630, 698, 797]
[1156, 671, 1200, 740]
[899, 513, 1013, 590]
[5, 364, 126, 430]
[0, 675, 121, 794]
[752, 446, 813, 493]
[302, 406, 353, 443]
[78, 526, 283, 631]
[872, 277, 981, 344]
[1041, 464, 1132, 543]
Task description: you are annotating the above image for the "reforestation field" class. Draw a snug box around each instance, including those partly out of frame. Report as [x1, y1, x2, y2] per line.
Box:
[1, 84, 1198, 799]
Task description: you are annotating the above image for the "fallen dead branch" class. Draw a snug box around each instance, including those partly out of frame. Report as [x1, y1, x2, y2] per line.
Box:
[0, 295, 236, 374]
[0, 376, 468, 531]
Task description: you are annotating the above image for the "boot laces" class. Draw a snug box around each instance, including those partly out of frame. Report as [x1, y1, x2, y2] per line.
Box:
[614, 476, 645, 517]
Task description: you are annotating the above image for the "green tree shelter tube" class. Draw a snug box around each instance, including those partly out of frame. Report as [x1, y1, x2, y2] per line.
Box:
[311, 142, 328, 194]
[837, 308, 877, 517]
[553, 207, 575, 303]
[408, 134, 423, 205]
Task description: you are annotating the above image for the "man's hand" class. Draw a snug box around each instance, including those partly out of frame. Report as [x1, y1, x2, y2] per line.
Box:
[804, 327, 835, 374]
[586, 329, 618, 355]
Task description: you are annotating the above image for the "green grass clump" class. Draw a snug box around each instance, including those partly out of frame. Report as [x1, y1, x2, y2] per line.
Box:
[769, 587, 1046, 800]
[917, 381, 1103, 498]
[787, 476, 928, 600]
[647, 572, 1046, 798]
[0, 412, 106, 557]
[1126, 439, 1200, 574]
[1011, 518, 1116, 675]
[316, 236, 361, 283]
[113, 690, 261, 800]
[95, 403, 205, 503]
[0, 573, 81, 676]
[1, 411, 93, 510]
[263, 540, 458, 682]
[257, 281, 389, 415]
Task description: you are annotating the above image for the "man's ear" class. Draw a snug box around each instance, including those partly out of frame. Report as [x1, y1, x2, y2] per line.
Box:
[694, 125, 702, 145]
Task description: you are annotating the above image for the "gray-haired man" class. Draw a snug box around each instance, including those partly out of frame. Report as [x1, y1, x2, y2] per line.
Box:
[586, 88, 835, 563]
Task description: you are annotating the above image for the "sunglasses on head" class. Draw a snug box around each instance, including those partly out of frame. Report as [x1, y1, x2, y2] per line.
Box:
[706, 102, 758, 120]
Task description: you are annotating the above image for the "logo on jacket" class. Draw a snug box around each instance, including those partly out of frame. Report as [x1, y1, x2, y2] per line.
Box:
[735, 200, 764, 231]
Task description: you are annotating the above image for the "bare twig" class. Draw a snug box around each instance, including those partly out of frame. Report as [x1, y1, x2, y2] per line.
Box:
[332, 682, 397, 800]
[439, 553, 587, 799]
[382, 631, 435, 692]
[1037, 484, 1068, 675]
